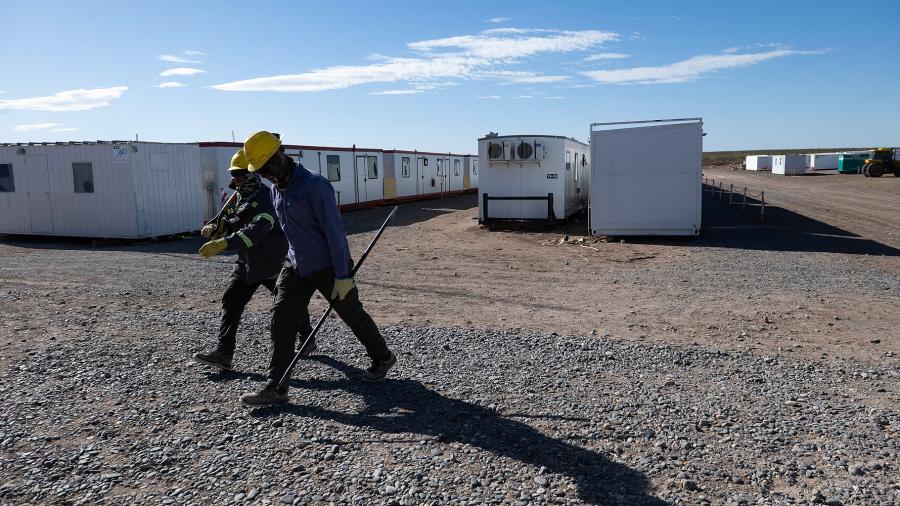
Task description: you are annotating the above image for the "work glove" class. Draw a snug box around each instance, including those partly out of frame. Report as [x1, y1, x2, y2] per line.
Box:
[200, 223, 217, 239]
[331, 277, 355, 301]
[199, 238, 228, 258]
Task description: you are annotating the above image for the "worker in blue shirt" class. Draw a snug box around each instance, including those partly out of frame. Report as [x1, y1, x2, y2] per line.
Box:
[238, 131, 396, 406]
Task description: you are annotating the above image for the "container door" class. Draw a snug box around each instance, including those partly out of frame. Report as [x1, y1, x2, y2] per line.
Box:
[25, 154, 53, 234]
[417, 157, 426, 195]
[355, 155, 366, 203]
[365, 156, 381, 201]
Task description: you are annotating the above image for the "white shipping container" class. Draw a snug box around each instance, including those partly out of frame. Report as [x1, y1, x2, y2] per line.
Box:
[745, 155, 772, 171]
[809, 153, 839, 170]
[477, 135, 589, 222]
[463, 155, 479, 190]
[0, 141, 204, 238]
[772, 155, 806, 175]
[590, 118, 702, 236]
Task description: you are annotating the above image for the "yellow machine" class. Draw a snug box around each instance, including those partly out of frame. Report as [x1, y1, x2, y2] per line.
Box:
[862, 147, 899, 177]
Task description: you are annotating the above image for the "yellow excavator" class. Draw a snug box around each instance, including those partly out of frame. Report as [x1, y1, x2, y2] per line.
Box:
[862, 147, 899, 177]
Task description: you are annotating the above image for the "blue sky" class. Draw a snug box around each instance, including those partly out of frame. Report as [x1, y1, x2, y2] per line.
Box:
[2, 0, 898, 152]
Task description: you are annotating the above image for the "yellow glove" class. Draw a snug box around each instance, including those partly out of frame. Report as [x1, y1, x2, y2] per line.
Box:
[199, 238, 228, 258]
[200, 223, 217, 239]
[331, 277, 355, 301]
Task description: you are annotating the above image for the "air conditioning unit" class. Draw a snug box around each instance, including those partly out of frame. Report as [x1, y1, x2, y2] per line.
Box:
[516, 141, 535, 160]
[503, 141, 514, 160]
[534, 142, 546, 160]
[487, 142, 504, 160]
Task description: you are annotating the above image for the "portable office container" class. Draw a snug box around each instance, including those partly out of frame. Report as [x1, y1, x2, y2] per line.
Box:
[477, 134, 589, 222]
[383, 150, 467, 199]
[745, 155, 772, 171]
[0, 141, 204, 238]
[810, 153, 839, 170]
[772, 155, 806, 175]
[589, 118, 702, 236]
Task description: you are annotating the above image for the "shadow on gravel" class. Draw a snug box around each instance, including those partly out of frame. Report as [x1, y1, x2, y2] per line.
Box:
[341, 193, 477, 236]
[0, 194, 477, 252]
[550, 192, 900, 256]
[249, 356, 668, 505]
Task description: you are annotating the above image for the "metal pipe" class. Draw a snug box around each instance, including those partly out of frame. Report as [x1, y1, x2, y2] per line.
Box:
[742, 187, 747, 212]
[277, 206, 400, 390]
[760, 191, 766, 222]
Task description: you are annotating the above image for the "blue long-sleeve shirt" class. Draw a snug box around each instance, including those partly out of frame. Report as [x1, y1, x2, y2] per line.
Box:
[271, 163, 352, 278]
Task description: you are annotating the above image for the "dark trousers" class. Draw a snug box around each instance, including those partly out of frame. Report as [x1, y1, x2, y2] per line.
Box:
[268, 261, 389, 385]
[217, 273, 276, 355]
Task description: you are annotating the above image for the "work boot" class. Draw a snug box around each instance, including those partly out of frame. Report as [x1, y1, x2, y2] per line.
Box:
[362, 351, 397, 382]
[297, 338, 318, 358]
[239, 383, 288, 407]
[193, 349, 233, 371]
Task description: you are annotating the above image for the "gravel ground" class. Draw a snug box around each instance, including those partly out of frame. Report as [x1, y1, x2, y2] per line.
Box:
[1, 314, 898, 505]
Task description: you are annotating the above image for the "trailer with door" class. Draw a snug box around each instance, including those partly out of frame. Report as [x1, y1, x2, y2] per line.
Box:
[589, 118, 702, 236]
[810, 153, 839, 170]
[745, 155, 772, 171]
[477, 134, 589, 223]
[463, 155, 479, 189]
[0, 141, 204, 238]
[772, 155, 806, 175]
[383, 150, 468, 200]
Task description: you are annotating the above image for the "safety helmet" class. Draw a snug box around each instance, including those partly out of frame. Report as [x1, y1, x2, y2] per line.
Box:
[228, 149, 249, 173]
[244, 131, 282, 173]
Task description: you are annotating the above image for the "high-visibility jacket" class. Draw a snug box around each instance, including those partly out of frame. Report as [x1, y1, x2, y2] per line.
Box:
[223, 188, 288, 284]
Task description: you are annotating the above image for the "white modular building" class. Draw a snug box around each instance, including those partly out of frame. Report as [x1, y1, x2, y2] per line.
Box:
[477, 134, 589, 223]
[383, 150, 467, 200]
[809, 153, 840, 170]
[0, 141, 205, 238]
[772, 155, 807, 175]
[463, 155, 479, 190]
[589, 118, 703, 236]
[745, 155, 773, 171]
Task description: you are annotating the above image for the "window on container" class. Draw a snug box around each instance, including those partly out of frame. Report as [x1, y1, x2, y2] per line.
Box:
[73, 162, 94, 193]
[437, 159, 444, 176]
[367, 156, 378, 179]
[326, 155, 341, 182]
[566, 151, 571, 170]
[0, 164, 14, 192]
[454, 159, 460, 176]
[401, 157, 410, 178]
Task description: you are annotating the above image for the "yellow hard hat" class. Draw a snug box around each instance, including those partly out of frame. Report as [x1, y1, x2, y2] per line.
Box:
[228, 149, 249, 172]
[244, 131, 282, 173]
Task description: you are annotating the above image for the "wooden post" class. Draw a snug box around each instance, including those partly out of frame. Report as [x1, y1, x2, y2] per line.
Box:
[742, 187, 747, 212]
[760, 191, 765, 222]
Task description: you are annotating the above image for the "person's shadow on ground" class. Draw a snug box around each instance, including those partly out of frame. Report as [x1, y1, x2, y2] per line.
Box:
[250, 356, 667, 505]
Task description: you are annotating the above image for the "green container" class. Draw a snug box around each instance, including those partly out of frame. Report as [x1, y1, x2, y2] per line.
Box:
[838, 154, 868, 174]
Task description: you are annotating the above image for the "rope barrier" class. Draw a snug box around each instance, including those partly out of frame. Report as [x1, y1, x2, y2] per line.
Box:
[701, 175, 766, 222]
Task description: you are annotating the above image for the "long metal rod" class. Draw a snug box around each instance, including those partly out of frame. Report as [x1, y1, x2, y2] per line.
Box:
[277, 205, 399, 389]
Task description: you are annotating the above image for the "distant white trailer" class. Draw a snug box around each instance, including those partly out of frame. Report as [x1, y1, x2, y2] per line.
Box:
[589, 118, 702, 236]
[745, 155, 773, 171]
[0, 141, 204, 238]
[809, 153, 840, 170]
[772, 155, 806, 175]
[477, 134, 589, 222]
[383, 150, 467, 199]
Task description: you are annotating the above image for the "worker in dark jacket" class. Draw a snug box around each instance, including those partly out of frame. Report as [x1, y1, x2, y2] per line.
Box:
[238, 131, 396, 406]
[193, 149, 316, 370]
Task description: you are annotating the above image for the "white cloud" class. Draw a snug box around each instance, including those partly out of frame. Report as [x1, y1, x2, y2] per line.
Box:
[583, 49, 828, 84]
[159, 54, 200, 64]
[476, 95, 502, 99]
[212, 28, 617, 93]
[158, 81, 187, 88]
[509, 95, 534, 99]
[51, 127, 79, 132]
[583, 52, 630, 61]
[371, 89, 424, 95]
[0, 87, 128, 112]
[544, 96, 566, 99]
[477, 70, 570, 83]
[183, 50, 205, 56]
[13, 122, 62, 132]
[485, 17, 511, 23]
[159, 67, 205, 77]
[408, 29, 618, 60]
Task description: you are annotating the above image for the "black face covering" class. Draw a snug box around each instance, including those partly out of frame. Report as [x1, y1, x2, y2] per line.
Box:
[259, 153, 294, 190]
